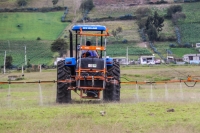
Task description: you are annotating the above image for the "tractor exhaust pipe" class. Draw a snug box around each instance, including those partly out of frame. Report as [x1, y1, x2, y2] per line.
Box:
[69, 30, 73, 57]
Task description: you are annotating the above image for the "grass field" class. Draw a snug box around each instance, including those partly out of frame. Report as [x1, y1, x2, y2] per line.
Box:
[0, 12, 69, 40]
[154, 42, 199, 58]
[1, 66, 200, 132]
[107, 43, 152, 57]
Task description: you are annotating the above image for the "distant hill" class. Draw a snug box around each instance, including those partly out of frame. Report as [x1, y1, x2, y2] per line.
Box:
[0, 0, 200, 64]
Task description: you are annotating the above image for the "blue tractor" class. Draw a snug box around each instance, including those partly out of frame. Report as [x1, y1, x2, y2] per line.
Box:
[56, 25, 120, 103]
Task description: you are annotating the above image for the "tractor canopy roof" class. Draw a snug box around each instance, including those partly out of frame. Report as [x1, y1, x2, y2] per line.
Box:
[72, 25, 106, 31]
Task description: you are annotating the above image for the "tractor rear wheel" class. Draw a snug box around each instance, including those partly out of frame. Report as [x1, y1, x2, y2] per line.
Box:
[56, 60, 71, 103]
[103, 61, 120, 102]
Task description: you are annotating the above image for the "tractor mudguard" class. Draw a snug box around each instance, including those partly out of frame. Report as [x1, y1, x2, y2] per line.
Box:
[106, 57, 113, 66]
[65, 57, 76, 66]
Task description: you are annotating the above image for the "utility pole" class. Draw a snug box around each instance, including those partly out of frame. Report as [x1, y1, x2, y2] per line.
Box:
[166, 49, 168, 63]
[3, 51, 6, 74]
[126, 47, 128, 65]
[24, 46, 27, 66]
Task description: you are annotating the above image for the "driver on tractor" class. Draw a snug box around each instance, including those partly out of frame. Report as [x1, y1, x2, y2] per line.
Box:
[82, 41, 98, 58]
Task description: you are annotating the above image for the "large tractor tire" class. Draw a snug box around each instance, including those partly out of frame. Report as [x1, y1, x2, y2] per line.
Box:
[56, 60, 71, 103]
[103, 61, 120, 102]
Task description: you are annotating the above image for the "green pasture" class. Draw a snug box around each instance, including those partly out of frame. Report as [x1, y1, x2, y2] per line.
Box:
[0, 40, 54, 66]
[0, 12, 69, 40]
[170, 47, 198, 58]
[1, 100, 200, 133]
[154, 42, 198, 58]
[1, 66, 200, 132]
[107, 43, 152, 57]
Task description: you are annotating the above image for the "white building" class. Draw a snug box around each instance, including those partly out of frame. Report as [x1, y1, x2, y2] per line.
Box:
[139, 55, 155, 65]
[183, 54, 200, 64]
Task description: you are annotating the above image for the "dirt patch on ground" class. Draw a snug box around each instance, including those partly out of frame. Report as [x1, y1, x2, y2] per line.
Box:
[137, 42, 148, 48]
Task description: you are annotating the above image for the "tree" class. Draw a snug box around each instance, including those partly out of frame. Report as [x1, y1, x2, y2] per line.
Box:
[52, 0, 59, 6]
[80, 0, 94, 21]
[137, 17, 148, 29]
[145, 11, 164, 42]
[172, 12, 186, 25]
[116, 27, 122, 33]
[166, 5, 182, 19]
[111, 27, 123, 39]
[111, 30, 117, 37]
[17, 0, 27, 7]
[51, 38, 68, 57]
[135, 7, 151, 19]
[146, 25, 158, 42]
[80, 0, 94, 12]
[6, 55, 13, 69]
[27, 59, 32, 68]
[145, 11, 164, 32]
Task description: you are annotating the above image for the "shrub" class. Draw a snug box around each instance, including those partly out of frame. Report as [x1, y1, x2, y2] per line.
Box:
[137, 17, 147, 29]
[17, 0, 27, 7]
[172, 12, 186, 24]
[155, 0, 168, 4]
[157, 33, 166, 41]
[37, 37, 41, 40]
[119, 14, 135, 20]
[122, 39, 128, 44]
[165, 5, 182, 19]
[52, 0, 58, 5]
[80, 0, 94, 12]
[135, 7, 151, 19]
[184, 43, 192, 48]
[169, 43, 176, 48]
[167, 36, 176, 41]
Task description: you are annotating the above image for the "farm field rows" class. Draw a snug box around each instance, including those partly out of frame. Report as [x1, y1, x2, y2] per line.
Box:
[178, 3, 200, 44]
[0, 40, 54, 66]
[154, 42, 199, 58]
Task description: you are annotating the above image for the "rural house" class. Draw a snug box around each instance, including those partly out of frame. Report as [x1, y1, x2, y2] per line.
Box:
[139, 55, 155, 65]
[183, 54, 200, 64]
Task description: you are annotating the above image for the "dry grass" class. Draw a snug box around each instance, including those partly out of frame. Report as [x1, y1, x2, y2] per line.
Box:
[121, 65, 200, 81]
[84, 20, 140, 42]
[0, 0, 75, 8]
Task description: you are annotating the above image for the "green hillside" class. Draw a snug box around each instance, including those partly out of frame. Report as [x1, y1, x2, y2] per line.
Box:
[0, 40, 54, 66]
[0, 12, 69, 40]
[0, 1, 200, 64]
